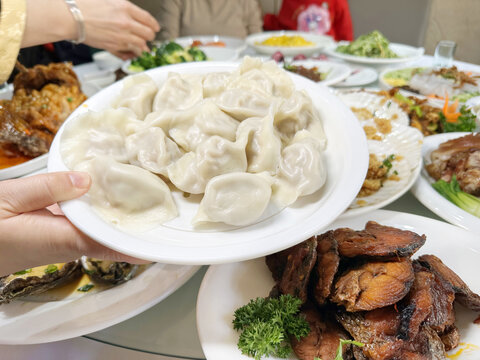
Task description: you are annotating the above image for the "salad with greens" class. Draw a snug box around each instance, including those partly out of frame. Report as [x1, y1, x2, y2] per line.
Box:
[336, 30, 398, 58]
[128, 41, 207, 72]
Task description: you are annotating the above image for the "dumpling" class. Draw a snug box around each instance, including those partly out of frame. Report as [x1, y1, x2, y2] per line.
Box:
[216, 88, 273, 121]
[75, 156, 177, 231]
[112, 74, 157, 120]
[61, 108, 142, 168]
[274, 90, 326, 147]
[272, 133, 327, 207]
[167, 135, 248, 194]
[236, 56, 294, 98]
[202, 72, 232, 98]
[146, 100, 239, 152]
[236, 107, 281, 174]
[193, 172, 272, 226]
[125, 127, 183, 176]
[226, 68, 274, 96]
[152, 72, 203, 112]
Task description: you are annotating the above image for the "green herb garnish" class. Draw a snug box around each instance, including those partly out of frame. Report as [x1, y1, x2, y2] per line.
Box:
[432, 175, 480, 218]
[66, 97, 73, 102]
[77, 283, 95, 292]
[13, 268, 32, 275]
[379, 154, 395, 171]
[313, 339, 364, 360]
[44, 264, 58, 274]
[233, 294, 309, 360]
[440, 105, 477, 132]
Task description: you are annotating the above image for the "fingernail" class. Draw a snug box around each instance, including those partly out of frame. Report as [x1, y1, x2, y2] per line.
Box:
[69, 172, 91, 189]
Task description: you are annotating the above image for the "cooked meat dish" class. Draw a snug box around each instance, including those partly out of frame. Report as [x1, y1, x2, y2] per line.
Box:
[312, 231, 340, 305]
[426, 133, 480, 196]
[0, 62, 86, 158]
[331, 259, 414, 312]
[334, 221, 426, 259]
[264, 222, 480, 360]
[358, 154, 390, 197]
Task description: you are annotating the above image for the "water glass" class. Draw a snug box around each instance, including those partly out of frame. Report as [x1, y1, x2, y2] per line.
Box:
[433, 40, 456, 68]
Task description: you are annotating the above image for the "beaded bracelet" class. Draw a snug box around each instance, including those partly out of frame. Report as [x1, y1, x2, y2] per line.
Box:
[64, 0, 86, 44]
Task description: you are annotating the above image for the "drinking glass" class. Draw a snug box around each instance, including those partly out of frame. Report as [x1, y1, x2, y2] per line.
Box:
[433, 40, 456, 68]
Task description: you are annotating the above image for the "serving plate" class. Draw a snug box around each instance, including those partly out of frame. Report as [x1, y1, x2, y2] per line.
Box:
[0, 85, 49, 180]
[411, 132, 480, 234]
[0, 263, 199, 344]
[175, 35, 247, 52]
[197, 209, 480, 360]
[48, 61, 368, 265]
[323, 42, 424, 65]
[334, 66, 378, 87]
[246, 31, 335, 56]
[122, 46, 239, 75]
[287, 60, 351, 86]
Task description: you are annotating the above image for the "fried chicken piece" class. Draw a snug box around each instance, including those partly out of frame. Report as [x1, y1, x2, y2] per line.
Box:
[418, 255, 480, 311]
[266, 237, 317, 303]
[334, 221, 426, 259]
[402, 326, 447, 360]
[312, 231, 340, 306]
[331, 259, 414, 312]
[291, 303, 354, 360]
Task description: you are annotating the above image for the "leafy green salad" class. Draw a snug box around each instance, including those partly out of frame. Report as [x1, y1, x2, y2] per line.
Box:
[336, 30, 398, 58]
[128, 41, 207, 72]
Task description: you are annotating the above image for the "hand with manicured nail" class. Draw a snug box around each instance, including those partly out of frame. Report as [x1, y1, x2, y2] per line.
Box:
[0, 171, 148, 276]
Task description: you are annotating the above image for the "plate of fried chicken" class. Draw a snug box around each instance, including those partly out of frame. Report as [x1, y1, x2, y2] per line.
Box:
[411, 132, 480, 234]
[197, 210, 480, 360]
[0, 63, 86, 180]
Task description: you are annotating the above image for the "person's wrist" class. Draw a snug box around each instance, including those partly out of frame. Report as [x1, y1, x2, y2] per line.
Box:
[63, 0, 85, 43]
[56, 0, 80, 42]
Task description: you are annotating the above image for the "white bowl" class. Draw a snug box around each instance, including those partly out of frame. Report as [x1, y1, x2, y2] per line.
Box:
[92, 51, 124, 71]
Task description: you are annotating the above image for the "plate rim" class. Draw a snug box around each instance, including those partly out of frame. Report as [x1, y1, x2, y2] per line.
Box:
[323, 41, 424, 65]
[411, 131, 480, 234]
[48, 61, 369, 265]
[196, 208, 480, 360]
[0, 263, 200, 345]
[287, 59, 352, 86]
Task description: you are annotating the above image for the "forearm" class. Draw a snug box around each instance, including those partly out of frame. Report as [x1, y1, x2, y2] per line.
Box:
[21, 0, 76, 48]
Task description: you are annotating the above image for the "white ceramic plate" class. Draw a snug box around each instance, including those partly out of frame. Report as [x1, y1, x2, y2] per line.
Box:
[48, 61, 368, 265]
[175, 35, 247, 52]
[323, 42, 424, 65]
[122, 47, 239, 75]
[197, 209, 480, 360]
[0, 263, 199, 344]
[246, 31, 335, 56]
[287, 60, 351, 86]
[411, 132, 480, 234]
[0, 85, 49, 180]
[334, 66, 378, 87]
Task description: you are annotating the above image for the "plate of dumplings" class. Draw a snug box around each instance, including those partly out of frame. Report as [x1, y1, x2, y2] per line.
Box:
[48, 58, 368, 264]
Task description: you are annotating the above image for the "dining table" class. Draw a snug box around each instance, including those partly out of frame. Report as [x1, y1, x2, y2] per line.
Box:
[1, 47, 479, 359]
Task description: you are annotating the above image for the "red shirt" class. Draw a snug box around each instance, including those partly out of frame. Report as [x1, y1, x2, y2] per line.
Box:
[263, 0, 353, 41]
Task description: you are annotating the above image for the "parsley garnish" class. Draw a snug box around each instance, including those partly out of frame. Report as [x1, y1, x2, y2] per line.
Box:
[13, 268, 32, 275]
[77, 283, 95, 292]
[44, 264, 58, 274]
[233, 295, 309, 360]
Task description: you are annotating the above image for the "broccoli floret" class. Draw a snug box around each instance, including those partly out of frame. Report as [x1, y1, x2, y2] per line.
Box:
[188, 47, 207, 61]
[163, 41, 184, 54]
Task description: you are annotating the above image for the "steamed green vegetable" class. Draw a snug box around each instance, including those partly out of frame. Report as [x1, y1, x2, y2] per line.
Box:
[432, 175, 480, 218]
[233, 294, 309, 360]
[129, 41, 207, 71]
[336, 30, 398, 58]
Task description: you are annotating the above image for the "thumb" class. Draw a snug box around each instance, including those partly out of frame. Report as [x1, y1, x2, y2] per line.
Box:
[0, 172, 91, 215]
